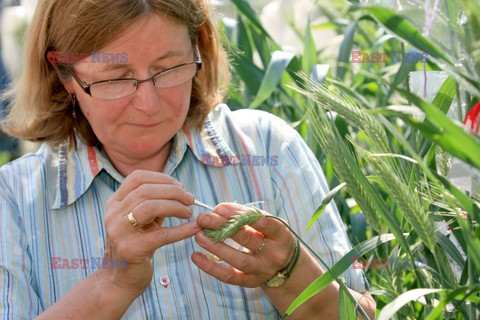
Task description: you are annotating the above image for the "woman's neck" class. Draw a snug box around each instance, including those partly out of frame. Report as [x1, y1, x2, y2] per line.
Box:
[101, 140, 173, 177]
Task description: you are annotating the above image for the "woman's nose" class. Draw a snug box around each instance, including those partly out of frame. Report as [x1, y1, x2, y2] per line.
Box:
[131, 79, 162, 114]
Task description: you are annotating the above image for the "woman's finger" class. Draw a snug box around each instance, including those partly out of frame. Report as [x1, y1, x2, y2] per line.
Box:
[195, 230, 266, 275]
[191, 251, 259, 288]
[112, 170, 183, 201]
[130, 199, 193, 227]
[121, 183, 194, 209]
[229, 225, 266, 253]
[141, 217, 165, 232]
[196, 212, 229, 229]
[212, 202, 249, 219]
[139, 221, 201, 253]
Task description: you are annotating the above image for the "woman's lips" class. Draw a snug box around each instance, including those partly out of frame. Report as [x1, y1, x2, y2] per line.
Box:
[129, 121, 163, 128]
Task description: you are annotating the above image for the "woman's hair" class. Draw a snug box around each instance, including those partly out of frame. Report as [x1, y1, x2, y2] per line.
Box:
[0, 0, 229, 148]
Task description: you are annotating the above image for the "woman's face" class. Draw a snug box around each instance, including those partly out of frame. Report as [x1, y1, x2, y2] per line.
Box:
[64, 14, 194, 162]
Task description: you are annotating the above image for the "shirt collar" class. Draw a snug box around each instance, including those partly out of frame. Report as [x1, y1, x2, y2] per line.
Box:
[52, 104, 239, 209]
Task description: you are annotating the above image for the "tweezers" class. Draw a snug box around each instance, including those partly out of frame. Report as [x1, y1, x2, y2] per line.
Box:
[193, 199, 215, 211]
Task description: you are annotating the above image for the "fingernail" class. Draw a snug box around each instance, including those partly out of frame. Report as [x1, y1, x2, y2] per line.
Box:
[196, 232, 208, 244]
[192, 252, 204, 264]
[202, 215, 212, 225]
[185, 192, 194, 204]
[216, 205, 228, 215]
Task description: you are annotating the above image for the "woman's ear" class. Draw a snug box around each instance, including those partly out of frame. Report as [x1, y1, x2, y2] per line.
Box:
[62, 78, 75, 94]
[46, 51, 75, 93]
[46, 51, 59, 67]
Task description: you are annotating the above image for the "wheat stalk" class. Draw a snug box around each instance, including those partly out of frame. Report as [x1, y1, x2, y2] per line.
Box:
[203, 209, 264, 242]
[296, 76, 390, 154]
[366, 152, 437, 252]
[299, 77, 438, 251]
[306, 103, 384, 233]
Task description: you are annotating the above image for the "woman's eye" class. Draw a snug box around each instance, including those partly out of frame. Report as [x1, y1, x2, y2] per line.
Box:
[119, 71, 135, 78]
[153, 66, 167, 73]
[153, 61, 183, 73]
[97, 68, 134, 79]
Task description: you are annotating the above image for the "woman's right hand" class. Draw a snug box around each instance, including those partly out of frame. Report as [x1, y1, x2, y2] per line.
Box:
[100, 170, 199, 298]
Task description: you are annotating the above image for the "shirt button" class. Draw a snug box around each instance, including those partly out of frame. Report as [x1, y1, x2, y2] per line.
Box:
[159, 275, 170, 288]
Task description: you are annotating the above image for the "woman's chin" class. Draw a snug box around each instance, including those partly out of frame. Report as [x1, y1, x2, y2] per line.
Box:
[100, 128, 177, 162]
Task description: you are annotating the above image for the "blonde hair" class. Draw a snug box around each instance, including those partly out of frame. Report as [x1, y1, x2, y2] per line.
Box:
[1, 0, 229, 148]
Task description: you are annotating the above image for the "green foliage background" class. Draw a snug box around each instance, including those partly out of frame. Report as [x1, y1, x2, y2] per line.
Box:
[218, 0, 480, 319]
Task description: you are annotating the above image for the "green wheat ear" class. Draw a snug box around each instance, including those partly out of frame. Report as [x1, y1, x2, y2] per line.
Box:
[203, 206, 372, 320]
[203, 208, 264, 242]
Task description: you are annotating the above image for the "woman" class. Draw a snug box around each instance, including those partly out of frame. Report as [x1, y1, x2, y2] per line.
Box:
[0, 0, 376, 319]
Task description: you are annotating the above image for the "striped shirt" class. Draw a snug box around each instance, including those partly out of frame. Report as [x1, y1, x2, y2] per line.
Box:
[0, 104, 367, 319]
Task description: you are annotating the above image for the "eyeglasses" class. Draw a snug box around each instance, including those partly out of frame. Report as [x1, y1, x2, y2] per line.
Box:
[67, 45, 202, 100]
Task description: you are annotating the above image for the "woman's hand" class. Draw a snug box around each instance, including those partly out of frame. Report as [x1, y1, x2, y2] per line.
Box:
[101, 170, 199, 298]
[192, 202, 297, 288]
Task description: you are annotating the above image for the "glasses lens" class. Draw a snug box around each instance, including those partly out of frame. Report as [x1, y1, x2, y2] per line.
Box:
[154, 63, 198, 88]
[90, 80, 137, 100]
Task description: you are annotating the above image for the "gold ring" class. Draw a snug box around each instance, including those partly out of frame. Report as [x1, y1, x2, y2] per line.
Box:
[128, 212, 140, 227]
[253, 236, 267, 254]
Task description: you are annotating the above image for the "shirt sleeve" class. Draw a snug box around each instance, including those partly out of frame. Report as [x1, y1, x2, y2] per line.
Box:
[270, 121, 368, 293]
[0, 172, 42, 319]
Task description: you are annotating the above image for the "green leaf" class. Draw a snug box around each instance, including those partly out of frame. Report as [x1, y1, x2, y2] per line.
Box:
[354, 5, 480, 97]
[377, 288, 444, 320]
[426, 286, 480, 320]
[236, 16, 254, 61]
[416, 76, 457, 157]
[358, 6, 451, 63]
[230, 51, 264, 95]
[306, 176, 383, 230]
[283, 234, 397, 317]
[311, 21, 338, 31]
[398, 89, 480, 170]
[436, 232, 465, 269]
[307, 182, 347, 230]
[382, 49, 418, 105]
[250, 26, 275, 69]
[431, 76, 457, 114]
[250, 51, 295, 109]
[433, 173, 480, 225]
[339, 283, 358, 320]
[337, 21, 357, 81]
[230, 0, 270, 37]
[302, 17, 318, 74]
[457, 218, 480, 272]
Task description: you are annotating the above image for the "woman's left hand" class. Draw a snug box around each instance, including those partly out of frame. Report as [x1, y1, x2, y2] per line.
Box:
[192, 202, 297, 288]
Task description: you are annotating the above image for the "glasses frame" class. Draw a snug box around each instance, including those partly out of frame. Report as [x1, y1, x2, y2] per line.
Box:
[66, 43, 202, 99]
